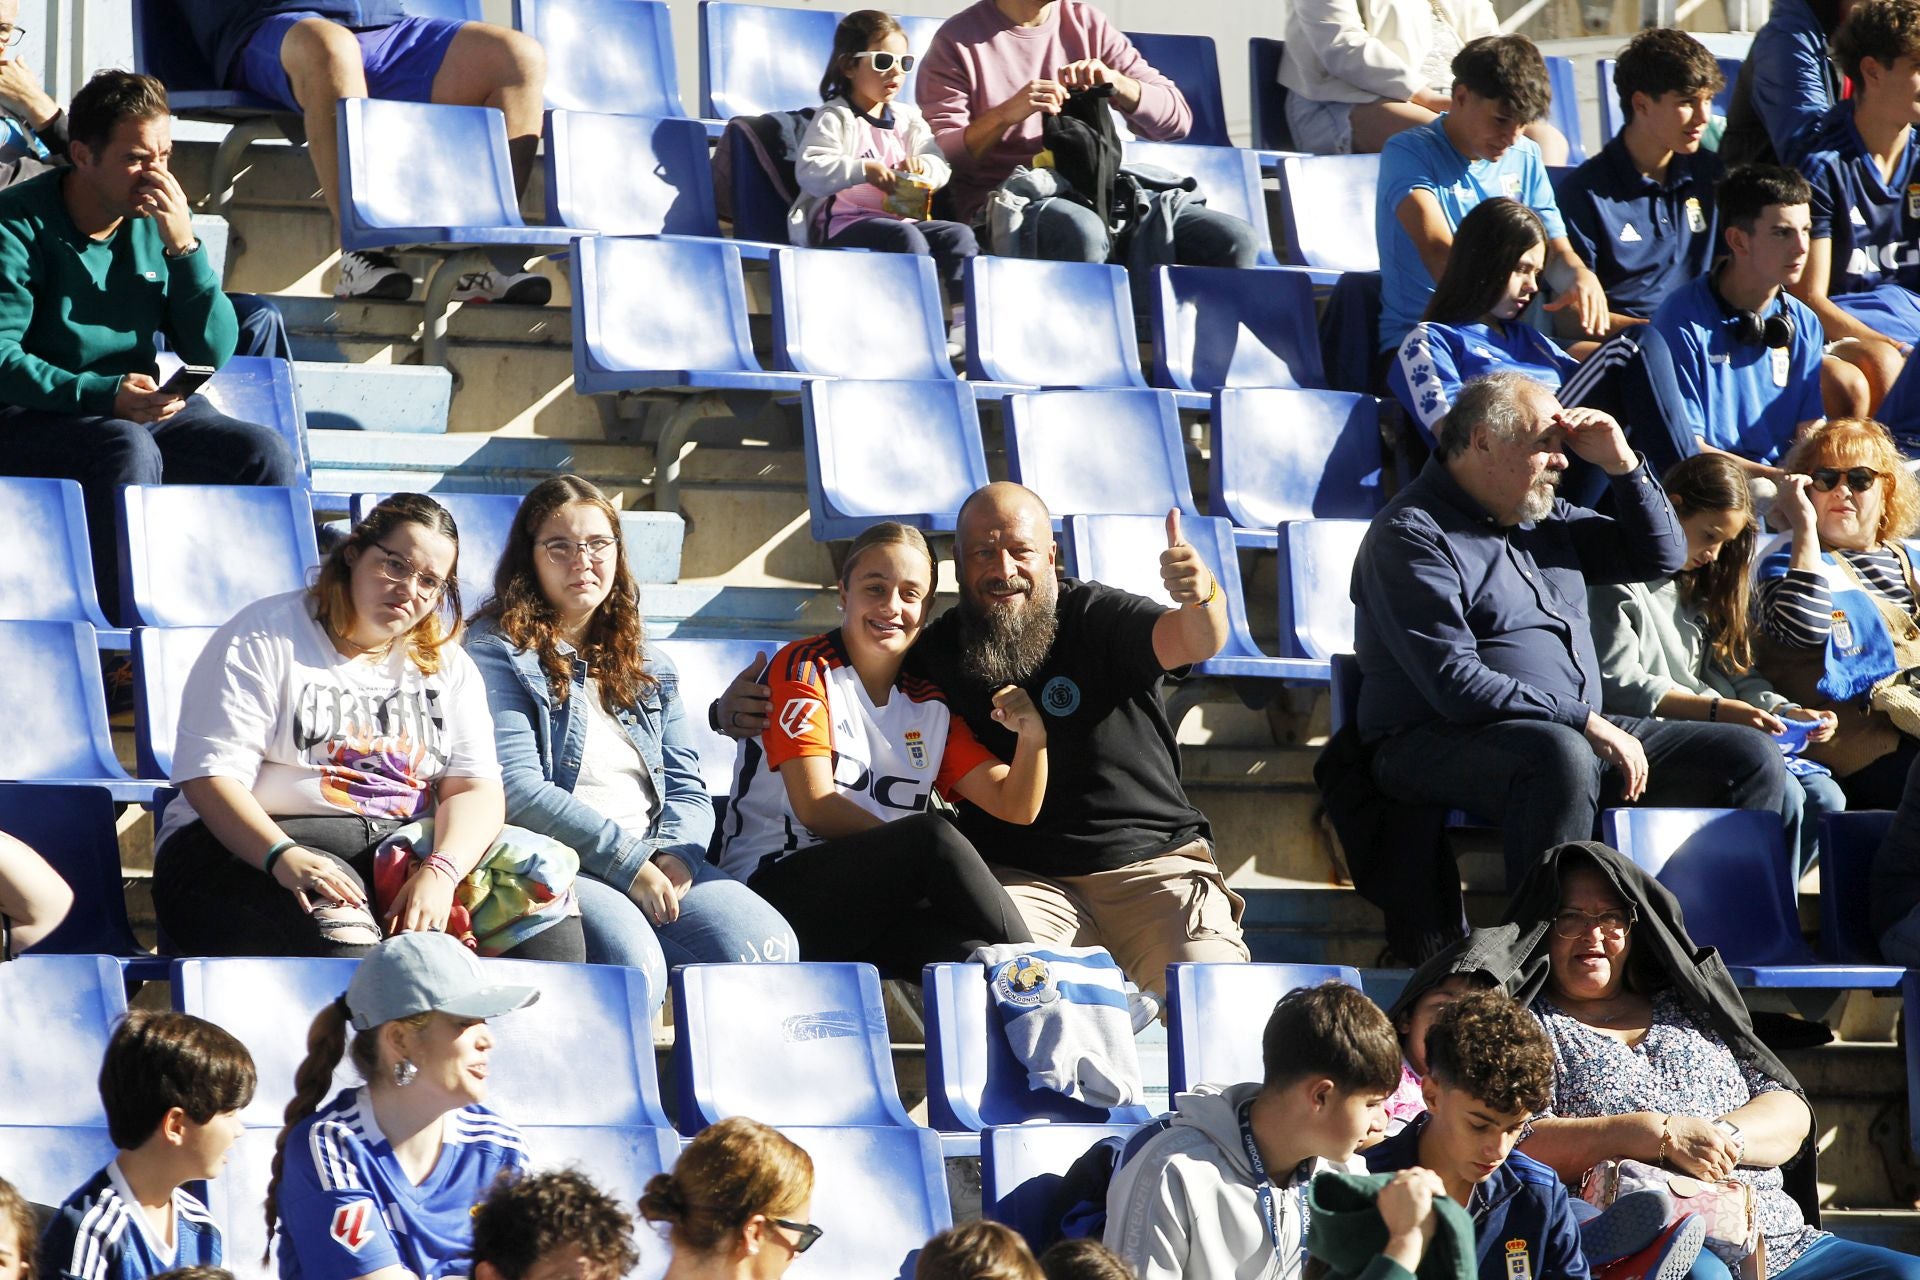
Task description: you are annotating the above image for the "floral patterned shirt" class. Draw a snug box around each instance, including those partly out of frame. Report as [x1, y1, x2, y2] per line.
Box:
[1535, 991, 1822, 1276]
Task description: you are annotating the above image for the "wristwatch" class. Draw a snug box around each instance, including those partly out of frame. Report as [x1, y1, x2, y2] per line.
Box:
[1713, 1118, 1746, 1161]
[163, 238, 200, 259]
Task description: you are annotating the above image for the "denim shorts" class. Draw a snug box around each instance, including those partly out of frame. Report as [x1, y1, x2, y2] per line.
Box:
[233, 11, 466, 110]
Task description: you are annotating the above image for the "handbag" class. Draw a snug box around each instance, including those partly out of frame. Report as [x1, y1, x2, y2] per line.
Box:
[1580, 1159, 1762, 1278]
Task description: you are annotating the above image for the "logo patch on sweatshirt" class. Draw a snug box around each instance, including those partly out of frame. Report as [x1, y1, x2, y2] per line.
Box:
[1504, 1240, 1533, 1280]
[992, 954, 1059, 1007]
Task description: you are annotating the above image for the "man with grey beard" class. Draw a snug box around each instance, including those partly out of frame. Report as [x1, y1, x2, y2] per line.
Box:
[719, 481, 1249, 997]
[1349, 373, 1788, 897]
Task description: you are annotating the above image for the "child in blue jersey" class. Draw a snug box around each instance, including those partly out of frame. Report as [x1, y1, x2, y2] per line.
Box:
[38, 1011, 257, 1280]
[262, 933, 540, 1280]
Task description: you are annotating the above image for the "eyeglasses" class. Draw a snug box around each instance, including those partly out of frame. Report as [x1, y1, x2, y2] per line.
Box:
[368, 540, 449, 599]
[0, 25, 26, 48]
[769, 1219, 824, 1254]
[850, 50, 916, 73]
[537, 536, 618, 565]
[1809, 466, 1881, 494]
[1551, 907, 1636, 940]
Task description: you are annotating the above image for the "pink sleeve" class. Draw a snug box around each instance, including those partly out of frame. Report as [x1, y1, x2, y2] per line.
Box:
[915, 26, 977, 162]
[1078, 4, 1191, 140]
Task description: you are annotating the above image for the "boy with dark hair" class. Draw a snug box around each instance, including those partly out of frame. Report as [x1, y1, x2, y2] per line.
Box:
[1558, 29, 1726, 327]
[1376, 34, 1609, 354]
[469, 1171, 638, 1280]
[1792, 0, 1920, 412]
[1648, 165, 1828, 478]
[39, 1011, 256, 1280]
[1039, 1239, 1135, 1280]
[1104, 982, 1407, 1280]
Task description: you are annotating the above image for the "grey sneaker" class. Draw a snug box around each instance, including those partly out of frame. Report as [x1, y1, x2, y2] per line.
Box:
[1580, 1188, 1676, 1266]
[451, 267, 552, 306]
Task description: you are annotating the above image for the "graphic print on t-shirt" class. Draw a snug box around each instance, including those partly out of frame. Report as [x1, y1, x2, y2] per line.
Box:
[296, 681, 450, 818]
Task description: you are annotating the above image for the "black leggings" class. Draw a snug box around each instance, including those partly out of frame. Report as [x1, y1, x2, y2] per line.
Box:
[152, 814, 585, 961]
[746, 811, 1031, 981]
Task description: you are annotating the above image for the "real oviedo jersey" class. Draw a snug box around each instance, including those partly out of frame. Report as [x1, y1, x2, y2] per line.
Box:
[276, 1088, 528, 1280]
[719, 629, 995, 879]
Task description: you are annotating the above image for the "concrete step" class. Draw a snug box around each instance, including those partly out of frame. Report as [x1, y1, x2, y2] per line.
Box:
[294, 357, 453, 434]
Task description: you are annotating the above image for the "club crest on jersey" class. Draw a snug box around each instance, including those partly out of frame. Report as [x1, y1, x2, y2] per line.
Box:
[1501, 174, 1523, 199]
[1909, 184, 1920, 220]
[904, 729, 929, 769]
[1685, 197, 1705, 233]
[331, 1201, 378, 1252]
[779, 696, 824, 738]
[992, 954, 1060, 1007]
[1504, 1240, 1532, 1280]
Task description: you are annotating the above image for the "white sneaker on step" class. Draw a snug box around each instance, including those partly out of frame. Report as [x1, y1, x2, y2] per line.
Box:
[451, 267, 553, 306]
[334, 250, 414, 301]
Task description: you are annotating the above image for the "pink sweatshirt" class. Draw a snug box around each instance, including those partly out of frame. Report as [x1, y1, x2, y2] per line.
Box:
[914, 0, 1192, 221]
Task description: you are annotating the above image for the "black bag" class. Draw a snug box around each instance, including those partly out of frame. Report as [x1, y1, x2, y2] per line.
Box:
[1040, 82, 1123, 226]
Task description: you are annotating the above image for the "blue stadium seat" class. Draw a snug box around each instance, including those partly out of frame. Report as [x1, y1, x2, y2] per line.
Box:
[1601, 808, 1903, 989]
[771, 247, 963, 386]
[1, 1125, 118, 1211]
[1818, 811, 1895, 964]
[1277, 519, 1368, 662]
[777, 1125, 951, 1280]
[0, 476, 126, 647]
[670, 962, 917, 1136]
[543, 112, 732, 240]
[649, 636, 787, 801]
[0, 622, 161, 800]
[1208, 388, 1384, 548]
[0, 784, 156, 974]
[966, 257, 1153, 393]
[701, 1, 841, 118]
[1123, 33, 1232, 147]
[118, 485, 320, 629]
[1166, 961, 1362, 1093]
[132, 626, 217, 780]
[1064, 514, 1330, 684]
[1121, 140, 1278, 265]
[922, 963, 1154, 1144]
[0, 954, 125, 1125]
[172, 956, 362, 1125]
[518, 0, 694, 120]
[982, 1122, 1141, 1251]
[350, 491, 520, 612]
[194, 357, 312, 491]
[801, 380, 990, 541]
[1151, 265, 1325, 395]
[1249, 37, 1294, 152]
[1595, 56, 1744, 141]
[1279, 154, 1381, 276]
[132, 0, 291, 118]
[1004, 390, 1200, 520]
[337, 98, 580, 365]
[1543, 56, 1587, 164]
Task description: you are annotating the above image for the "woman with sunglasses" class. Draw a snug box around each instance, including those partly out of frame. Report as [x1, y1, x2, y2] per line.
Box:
[465, 476, 796, 996]
[639, 1116, 820, 1278]
[152, 493, 585, 961]
[1754, 418, 1920, 808]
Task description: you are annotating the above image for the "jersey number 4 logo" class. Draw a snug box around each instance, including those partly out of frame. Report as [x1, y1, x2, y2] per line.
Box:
[780, 696, 824, 738]
[331, 1202, 377, 1252]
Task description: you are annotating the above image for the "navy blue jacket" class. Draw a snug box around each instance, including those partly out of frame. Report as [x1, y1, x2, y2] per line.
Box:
[1720, 0, 1843, 169]
[1365, 1115, 1591, 1280]
[180, 0, 416, 88]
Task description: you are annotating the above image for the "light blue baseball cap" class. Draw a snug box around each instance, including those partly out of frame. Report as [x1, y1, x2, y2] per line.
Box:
[345, 932, 540, 1032]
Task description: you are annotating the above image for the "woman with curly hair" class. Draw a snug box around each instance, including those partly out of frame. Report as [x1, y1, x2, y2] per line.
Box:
[465, 476, 795, 996]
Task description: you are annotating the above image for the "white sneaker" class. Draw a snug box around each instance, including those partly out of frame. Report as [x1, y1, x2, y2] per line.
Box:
[451, 267, 552, 306]
[947, 320, 967, 362]
[334, 250, 414, 301]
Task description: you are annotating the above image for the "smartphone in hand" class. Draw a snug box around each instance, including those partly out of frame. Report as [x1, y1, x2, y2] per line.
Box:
[159, 364, 215, 398]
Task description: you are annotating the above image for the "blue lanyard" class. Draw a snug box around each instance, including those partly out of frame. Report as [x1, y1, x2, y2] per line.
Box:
[1238, 1099, 1312, 1277]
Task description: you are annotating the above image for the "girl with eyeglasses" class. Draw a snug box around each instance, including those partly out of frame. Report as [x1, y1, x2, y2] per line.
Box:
[464, 476, 795, 998]
[639, 1116, 819, 1279]
[792, 9, 977, 338]
[1754, 417, 1920, 808]
[152, 493, 585, 962]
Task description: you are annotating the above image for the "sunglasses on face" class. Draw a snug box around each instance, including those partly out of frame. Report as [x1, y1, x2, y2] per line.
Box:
[770, 1219, 825, 1253]
[849, 50, 916, 73]
[1809, 466, 1881, 494]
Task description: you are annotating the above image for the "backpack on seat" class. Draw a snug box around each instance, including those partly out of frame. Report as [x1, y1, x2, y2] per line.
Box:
[714, 107, 818, 242]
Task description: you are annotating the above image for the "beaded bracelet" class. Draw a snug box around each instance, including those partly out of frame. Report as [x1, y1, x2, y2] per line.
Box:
[261, 838, 298, 877]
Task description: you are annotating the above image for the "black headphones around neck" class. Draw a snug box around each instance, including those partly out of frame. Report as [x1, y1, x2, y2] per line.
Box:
[1707, 264, 1796, 350]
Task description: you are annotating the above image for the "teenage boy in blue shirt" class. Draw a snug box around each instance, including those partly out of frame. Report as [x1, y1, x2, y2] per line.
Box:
[1375, 34, 1609, 354]
[1558, 29, 1724, 328]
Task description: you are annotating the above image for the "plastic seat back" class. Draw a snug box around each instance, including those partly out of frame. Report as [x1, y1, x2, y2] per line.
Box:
[1249, 37, 1293, 151]
[0, 785, 147, 960]
[0, 621, 135, 784]
[1600, 808, 1811, 967]
[201, 1126, 281, 1280]
[198, 357, 311, 487]
[132, 0, 294, 114]
[0, 1125, 118, 1210]
[0, 954, 125, 1124]
[1123, 32, 1231, 146]
[1004, 390, 1198, 518]
[802, 380, 989, 541]
[1544, 56, 1586, 163]
[544, 111, 719, 235]
[520, 0, 689, 117]
[1063, 514, 1272, 667]
[702, 1, 840, 118]
[1819, 811, 1895, 963]
[967, 257, 1147, 388]
[133, 626, 218, 779]
[1166, 962, 1362, 1093]
[649, 636, 789, 799]
[1211, 387, 1384, 530]
[349, 491, 520, 613]
[1278, 520, 1369, 661]
[0, 476, 113, 629]
[524, 1125, 680, 1279]
[1122, 140, 1275, 263]
[778, 1125, 950, 1280]
[1279, 154, 1381, 273]
[339, 98, 528, 244]
[173, 957, 363, 1125]
[1153, 266, 1323, 393]
[573, 236, 765, 391]
[119, 486, 319, 628]
[772, 247, 954, 381]
[922, 963, 1155, 1131]
[671, 962, 915, 1134]
[982, 1122, 1141, 1249]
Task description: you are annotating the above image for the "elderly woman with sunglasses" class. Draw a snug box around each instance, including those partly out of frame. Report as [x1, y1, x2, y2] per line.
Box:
[1752, 418, 1920, 809]
[152, 494, 585, 961]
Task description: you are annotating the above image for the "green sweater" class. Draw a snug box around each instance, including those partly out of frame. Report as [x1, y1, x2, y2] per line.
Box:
[0, 169, 235, 415]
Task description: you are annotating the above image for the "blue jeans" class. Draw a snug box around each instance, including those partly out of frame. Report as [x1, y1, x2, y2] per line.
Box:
[1786, 768, 1846, 883]
[1689, 1235, 1920, 1280]
[1031, 197, 1261, 267]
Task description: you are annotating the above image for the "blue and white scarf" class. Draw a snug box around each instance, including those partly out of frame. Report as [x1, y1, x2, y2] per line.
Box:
[1757, 547, 1902, 701]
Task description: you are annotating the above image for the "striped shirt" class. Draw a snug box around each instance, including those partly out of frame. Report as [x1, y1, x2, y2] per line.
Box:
[39, 1162, 222, 1280]
[1759, 545, 1915, 648]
